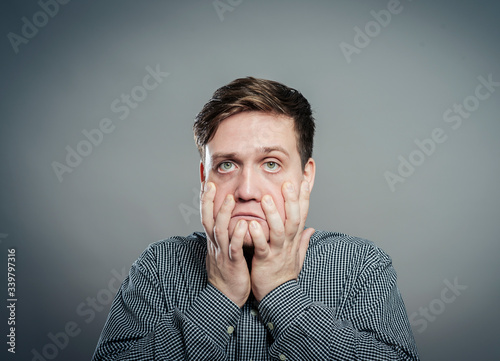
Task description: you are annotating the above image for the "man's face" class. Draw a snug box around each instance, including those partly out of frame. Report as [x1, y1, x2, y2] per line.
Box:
[200, 111, 315, 247]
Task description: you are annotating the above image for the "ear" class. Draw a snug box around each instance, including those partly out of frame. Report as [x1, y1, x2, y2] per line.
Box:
[199, 161, 206, 183]
[303, 158, 316, 191]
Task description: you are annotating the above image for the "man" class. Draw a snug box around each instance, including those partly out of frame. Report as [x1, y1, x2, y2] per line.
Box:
[93, 77, 420, 360]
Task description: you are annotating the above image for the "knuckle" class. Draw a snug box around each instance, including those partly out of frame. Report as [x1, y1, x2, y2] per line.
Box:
[286, 230, 296, 239]
[201, 217, 213, 228]
[201, 192, 213, 204]
[274, 227, 285, 238]
[213, 225, 225, 239]
[290, 217, 301, 228]
[255, 245, 268, 254]
[229, 243, 238, 256]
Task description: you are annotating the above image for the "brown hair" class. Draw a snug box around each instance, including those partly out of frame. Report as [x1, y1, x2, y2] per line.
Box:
[193, 77, 315, 169]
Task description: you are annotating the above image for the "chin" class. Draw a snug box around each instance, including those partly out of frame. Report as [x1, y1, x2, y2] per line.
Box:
[242, 232, 254, 247]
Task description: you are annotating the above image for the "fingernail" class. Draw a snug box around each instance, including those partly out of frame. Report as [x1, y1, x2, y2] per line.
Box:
[238, 220, 246, 229]
[250, 221, 258, 229]
[286, 182, 294, 192]
[264, 195, 273, 206]
[224, 194, 232, 204]
[303, 181, 310, 191]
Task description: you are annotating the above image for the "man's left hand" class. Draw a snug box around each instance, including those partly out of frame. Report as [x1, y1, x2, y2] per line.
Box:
[249, 180, 314, 302]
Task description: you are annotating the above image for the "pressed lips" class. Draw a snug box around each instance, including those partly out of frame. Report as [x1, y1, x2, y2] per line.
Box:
[231, 211, 265, 221]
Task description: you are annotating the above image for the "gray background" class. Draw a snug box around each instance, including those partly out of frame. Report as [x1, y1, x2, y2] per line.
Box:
[1, 0, 499, 360]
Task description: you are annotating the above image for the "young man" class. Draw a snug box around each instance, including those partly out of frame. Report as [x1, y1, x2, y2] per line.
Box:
[93, 77, 419, 360]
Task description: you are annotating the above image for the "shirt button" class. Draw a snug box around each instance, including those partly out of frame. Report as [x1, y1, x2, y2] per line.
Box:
[227, 326, 234, 334]
[267, 322, 274, 330]
[279, 354, 286, 360]
[250, 309, 258, 316]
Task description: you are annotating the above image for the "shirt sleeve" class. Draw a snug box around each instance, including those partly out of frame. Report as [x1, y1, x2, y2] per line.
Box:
[257, 243, 420, 361]
[92, 243, 241, 361]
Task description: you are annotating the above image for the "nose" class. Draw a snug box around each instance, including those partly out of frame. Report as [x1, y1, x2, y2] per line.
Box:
[233, 166, 262, 203]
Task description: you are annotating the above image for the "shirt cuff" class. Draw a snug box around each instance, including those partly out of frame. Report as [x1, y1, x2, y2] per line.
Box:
[258, 280, 313, 341]
[184, 283, 241, 349]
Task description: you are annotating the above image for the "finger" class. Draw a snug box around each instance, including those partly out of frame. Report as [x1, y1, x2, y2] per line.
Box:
[298, 180, 311, 229]
[206, 236, 216, 257]
[199, 180, 205, 204]
[283, 181, 301, 241]
[261, 195, 285, 248]
[213, 193, 235, 257]
[229, 220, 247, 262]
[201, 182, 216, 240]
[248, 220, 269, 259]
[298, 227, 315, 265]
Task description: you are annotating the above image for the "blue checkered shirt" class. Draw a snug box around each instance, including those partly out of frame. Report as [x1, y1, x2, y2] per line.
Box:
[93, 230, 419, 360]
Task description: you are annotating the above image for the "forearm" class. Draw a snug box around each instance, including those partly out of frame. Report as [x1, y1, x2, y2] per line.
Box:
[93, 246, 241, 361]
[259, 281, 419, 361]
[93, 299, 238, 361]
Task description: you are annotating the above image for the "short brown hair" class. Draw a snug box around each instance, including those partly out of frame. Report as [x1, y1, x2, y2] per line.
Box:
[193, 77, 315, 169]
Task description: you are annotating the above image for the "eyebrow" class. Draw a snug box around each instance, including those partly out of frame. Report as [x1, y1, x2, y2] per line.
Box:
[209, 146, 290, 164]
[259, 146, 290, 158]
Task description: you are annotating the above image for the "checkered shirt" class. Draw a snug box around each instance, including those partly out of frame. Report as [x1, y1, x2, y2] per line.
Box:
[92, 230, 419, 360]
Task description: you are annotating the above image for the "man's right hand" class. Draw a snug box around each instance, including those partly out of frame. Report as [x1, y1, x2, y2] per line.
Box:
[201, 182, 251, 308]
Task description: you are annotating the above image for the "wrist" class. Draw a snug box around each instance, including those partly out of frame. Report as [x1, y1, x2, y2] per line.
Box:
[208, 280, 250, 308]
[252, 276, 297, 302]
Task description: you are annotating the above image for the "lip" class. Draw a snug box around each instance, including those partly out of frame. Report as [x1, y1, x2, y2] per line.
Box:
[231, 212, 265, 221]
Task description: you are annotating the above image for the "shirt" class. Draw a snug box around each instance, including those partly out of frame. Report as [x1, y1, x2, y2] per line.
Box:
[92, 230, 420, 360]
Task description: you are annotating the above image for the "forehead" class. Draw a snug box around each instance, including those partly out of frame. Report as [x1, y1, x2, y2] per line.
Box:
[207, 112, 299, 157]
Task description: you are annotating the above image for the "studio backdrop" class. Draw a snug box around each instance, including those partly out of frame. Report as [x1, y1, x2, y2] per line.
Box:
[1, 1, 499, 360]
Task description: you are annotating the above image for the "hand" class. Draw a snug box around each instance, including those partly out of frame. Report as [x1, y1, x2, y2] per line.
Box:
[248, 180, 314, 302]
[201, 182, 251, 308]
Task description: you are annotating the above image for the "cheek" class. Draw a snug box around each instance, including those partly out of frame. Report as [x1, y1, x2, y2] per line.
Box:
[271, 194, 287, 223]
[210, 182, 231, 216]
[212, 197, 223, 218]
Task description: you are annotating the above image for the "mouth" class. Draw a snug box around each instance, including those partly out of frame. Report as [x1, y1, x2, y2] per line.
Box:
[231, 213, 266, 221]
